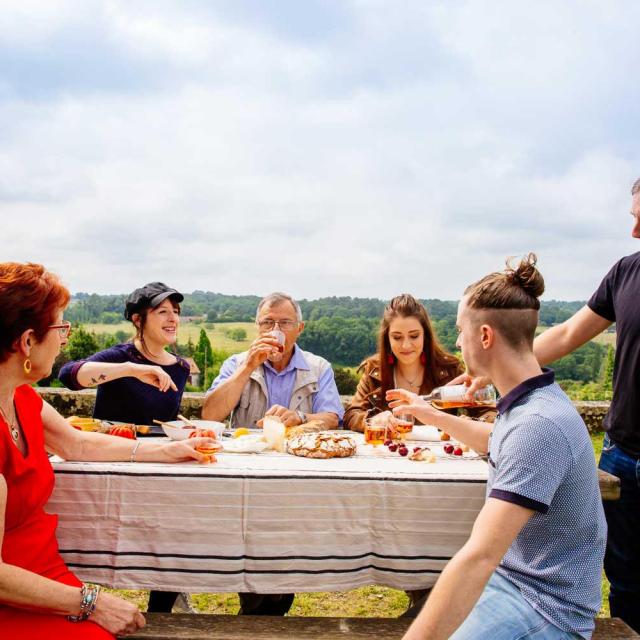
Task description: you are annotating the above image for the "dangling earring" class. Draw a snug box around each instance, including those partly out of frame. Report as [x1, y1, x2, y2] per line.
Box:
[420, 352, 427, 365]
[387, 354, 395, 365]
[23, 359, 32, 374]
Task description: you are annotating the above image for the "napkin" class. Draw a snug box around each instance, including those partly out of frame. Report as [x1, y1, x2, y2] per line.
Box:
[222, 435, 269, 454]
[408, 425, 444, 441]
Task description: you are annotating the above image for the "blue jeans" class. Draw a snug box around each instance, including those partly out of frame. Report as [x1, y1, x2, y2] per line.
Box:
[599, 434, 640, 632]
[450, 572, 582, 640]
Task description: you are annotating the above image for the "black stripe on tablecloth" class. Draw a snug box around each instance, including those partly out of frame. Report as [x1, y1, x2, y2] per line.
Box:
[63, 562, 443, 575]
[53, 469, 485, 483]
[59, 550, 452, 561]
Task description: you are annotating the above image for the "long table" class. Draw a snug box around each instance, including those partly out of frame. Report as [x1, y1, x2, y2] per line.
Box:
[47, 434, 488, 594]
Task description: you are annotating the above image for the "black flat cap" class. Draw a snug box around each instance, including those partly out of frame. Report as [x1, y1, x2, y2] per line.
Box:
[124, 282, 184, 320]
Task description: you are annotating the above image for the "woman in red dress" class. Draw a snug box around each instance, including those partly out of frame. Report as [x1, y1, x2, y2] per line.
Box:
[0, 263, 216, 638]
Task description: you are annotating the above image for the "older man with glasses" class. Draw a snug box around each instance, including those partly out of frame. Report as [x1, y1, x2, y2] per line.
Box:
[203, 292, 343, 431]
[202, 292, 343, 616]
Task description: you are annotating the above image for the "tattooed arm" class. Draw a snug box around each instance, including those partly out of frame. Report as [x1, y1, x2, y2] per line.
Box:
[74, 362, 177, 392]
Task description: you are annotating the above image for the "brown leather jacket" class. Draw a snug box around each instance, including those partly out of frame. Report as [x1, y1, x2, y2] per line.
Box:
[343, 355, 496, 432]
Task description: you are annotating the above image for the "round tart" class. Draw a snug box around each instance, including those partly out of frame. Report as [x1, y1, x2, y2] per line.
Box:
[286, 431, 356, 459]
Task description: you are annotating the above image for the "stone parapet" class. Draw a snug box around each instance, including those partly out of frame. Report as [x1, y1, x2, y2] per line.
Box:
[36, 388, 610, 434]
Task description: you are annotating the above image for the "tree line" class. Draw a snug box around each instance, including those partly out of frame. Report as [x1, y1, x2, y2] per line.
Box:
[44, 314, 615, 401]
[67, 292, 587, 327]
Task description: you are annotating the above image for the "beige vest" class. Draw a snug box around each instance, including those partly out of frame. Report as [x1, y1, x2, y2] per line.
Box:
[230, 349, 331, 428]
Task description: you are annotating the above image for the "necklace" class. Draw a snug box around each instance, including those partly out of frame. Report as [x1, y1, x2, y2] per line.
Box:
[0, 401, 20, 443]
[394, 369, 423, 390]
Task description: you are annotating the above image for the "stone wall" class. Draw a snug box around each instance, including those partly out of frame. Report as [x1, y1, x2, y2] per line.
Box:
[36, 387, 610, 434]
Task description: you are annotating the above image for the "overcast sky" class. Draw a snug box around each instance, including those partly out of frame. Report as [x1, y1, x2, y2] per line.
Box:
[2, 0, 639, 302]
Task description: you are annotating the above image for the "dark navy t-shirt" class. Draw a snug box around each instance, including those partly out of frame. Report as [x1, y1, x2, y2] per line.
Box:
[588, 251, 640, 456]
[59, 343, 190, 425]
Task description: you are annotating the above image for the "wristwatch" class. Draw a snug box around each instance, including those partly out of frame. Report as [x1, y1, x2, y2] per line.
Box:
[296, 410, 307, 425]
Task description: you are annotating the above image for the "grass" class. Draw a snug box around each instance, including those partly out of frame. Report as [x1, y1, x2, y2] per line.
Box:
[105, 586, 409, 617]
[105, 432, 612, 619]
[84, 321, 257, 353]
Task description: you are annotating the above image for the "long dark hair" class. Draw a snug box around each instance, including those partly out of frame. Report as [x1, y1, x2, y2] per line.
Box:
[378, 294, 461, 399]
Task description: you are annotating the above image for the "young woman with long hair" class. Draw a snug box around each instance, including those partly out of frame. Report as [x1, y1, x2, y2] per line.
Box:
[343, 294, 462, 431]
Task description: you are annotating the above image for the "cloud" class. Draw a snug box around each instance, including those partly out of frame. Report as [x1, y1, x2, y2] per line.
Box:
[0, 0, 639, 302]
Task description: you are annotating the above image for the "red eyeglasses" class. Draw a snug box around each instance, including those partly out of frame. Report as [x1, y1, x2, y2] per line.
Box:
[48, 321, 72, 338]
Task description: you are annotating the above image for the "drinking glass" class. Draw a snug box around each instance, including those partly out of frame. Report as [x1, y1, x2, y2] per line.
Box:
[268, 329, 286, 362]
[393, 413, 414, 440]
[195, 444, 218, 463]
[364, 418, 387, 447]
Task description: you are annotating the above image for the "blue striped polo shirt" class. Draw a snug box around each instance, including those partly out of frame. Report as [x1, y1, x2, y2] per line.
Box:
[488, 369, 607, 639]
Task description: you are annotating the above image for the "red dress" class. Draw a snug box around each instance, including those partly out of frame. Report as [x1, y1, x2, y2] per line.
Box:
[0, 385, 113, 639]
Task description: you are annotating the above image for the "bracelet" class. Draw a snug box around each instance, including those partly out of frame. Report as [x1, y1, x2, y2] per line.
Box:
[130, 440, 142, 463]
[68, 583, 101, 622]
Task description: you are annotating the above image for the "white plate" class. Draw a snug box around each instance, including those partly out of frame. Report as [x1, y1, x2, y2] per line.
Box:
[222, 434, 269, 454]
[162, 420, 226, 441]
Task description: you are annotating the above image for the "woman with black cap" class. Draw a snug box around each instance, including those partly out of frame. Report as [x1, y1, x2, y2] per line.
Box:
[59, 282, 192, 613]
[59, 282, 190, 427]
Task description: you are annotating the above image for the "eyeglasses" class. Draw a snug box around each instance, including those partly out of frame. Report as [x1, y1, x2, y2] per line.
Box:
[49, 321, 72, 338]
[257, 319, 299, 331]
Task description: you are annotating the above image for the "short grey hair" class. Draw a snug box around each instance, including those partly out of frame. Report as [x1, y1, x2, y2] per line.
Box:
[256, 292, 303, 322]
[632, 177, 640, 196]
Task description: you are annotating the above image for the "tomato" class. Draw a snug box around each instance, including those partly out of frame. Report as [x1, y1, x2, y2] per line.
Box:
[188, 429, 217, 440]
[108, 425, 136, 439]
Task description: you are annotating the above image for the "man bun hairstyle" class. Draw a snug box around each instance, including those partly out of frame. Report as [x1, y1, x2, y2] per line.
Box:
[464, 253, 544, 349]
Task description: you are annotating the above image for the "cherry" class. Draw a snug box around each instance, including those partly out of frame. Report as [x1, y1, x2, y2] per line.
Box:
[453, 447, 463, 456]
[384, 439, 392, 447]
[388, 443, 398, 452]
[413, 446, 422, 453]
[443, 444, 454, 455]
[398, 447, 408, 457]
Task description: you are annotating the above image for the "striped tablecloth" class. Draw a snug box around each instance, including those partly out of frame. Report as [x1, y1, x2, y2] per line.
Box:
[48, 434, 488, 594]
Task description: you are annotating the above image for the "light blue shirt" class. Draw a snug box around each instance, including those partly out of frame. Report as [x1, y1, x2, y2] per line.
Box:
[210, 345, 344, 419]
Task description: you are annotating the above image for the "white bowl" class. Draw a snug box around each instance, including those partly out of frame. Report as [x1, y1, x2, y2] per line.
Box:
[162, 420, 226, 441]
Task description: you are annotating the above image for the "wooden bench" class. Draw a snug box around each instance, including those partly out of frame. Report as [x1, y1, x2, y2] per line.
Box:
[125, 614, 638, 639]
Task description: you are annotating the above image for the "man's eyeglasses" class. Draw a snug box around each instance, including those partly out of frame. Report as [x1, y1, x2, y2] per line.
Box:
[257, 319, 299, 331]
[49, 321, 72, 338]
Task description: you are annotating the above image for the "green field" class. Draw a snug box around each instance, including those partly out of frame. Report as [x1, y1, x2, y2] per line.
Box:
[536, 325, 616, 348]
[84, 321, 257, 353]
[592, 331, 616, 347]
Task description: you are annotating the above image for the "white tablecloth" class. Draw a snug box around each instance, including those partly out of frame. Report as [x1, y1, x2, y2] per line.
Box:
[48, 434, 488, 593]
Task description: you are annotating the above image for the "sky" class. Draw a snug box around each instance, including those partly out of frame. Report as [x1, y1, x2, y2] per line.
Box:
[2, 0, 639, 302]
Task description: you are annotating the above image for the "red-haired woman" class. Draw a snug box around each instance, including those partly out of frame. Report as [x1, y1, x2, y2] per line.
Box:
[344, 294, 464, 431]
[0, 263, 216, 638]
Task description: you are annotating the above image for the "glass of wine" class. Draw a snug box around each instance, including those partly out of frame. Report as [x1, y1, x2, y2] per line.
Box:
[364, 418, 388, 447]
[393, 412, 414, 440]
[268, 328, 286, 362]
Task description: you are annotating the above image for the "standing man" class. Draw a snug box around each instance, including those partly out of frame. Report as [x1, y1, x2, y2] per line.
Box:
[202, 291, 343, 616]
[388, 254, 606, 640]
[532, 177, 640, 631]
